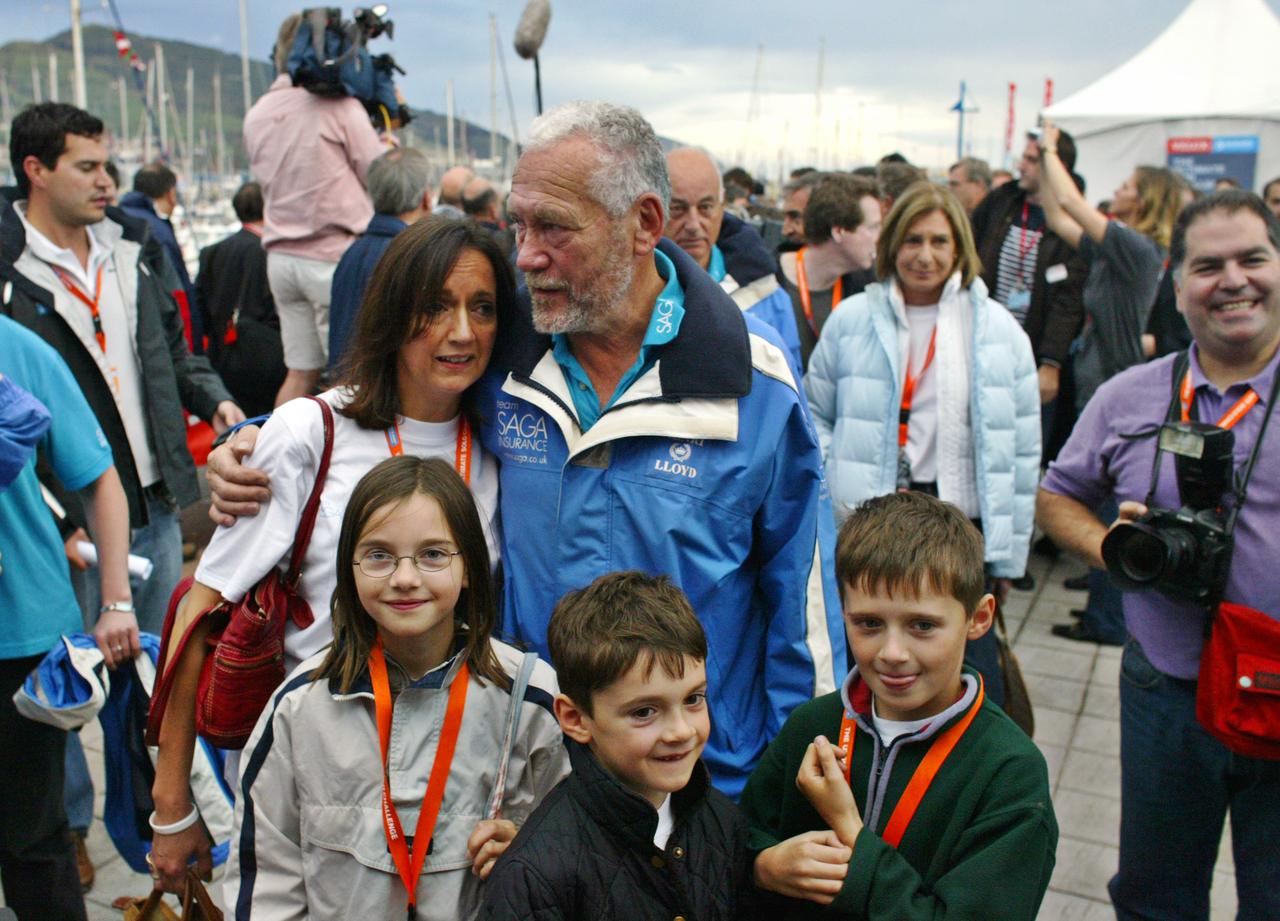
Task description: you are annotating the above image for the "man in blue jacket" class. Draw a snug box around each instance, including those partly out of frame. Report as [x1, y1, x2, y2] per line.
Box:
[483, 102, 843, 797]
[666, 146, 803, 374]
[206, 102, 844, 798]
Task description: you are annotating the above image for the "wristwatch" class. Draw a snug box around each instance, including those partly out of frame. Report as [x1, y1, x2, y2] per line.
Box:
[100, 600, 136, 616]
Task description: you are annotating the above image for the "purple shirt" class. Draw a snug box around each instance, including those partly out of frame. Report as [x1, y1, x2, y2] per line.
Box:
[1041, 344, 1280, 679]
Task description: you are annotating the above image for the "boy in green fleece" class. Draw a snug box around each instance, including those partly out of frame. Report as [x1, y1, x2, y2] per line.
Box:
[740, 491, 1057, 919]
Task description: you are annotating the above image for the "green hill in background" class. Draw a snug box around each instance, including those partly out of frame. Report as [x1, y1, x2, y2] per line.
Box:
[1, 25, 513, 178]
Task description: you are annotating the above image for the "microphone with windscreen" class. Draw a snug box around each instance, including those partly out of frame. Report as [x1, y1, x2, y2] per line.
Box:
[513, 0, 551, 114]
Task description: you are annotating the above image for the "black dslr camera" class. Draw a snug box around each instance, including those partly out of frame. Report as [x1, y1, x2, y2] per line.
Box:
[1101, 421, 1235, 605]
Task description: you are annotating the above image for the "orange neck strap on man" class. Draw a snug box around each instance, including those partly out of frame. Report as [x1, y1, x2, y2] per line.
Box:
[795, 247, 843, 338]
[384, 416, 473, 485]
[52, 264, 107, 353]
[837, 678, 984, 848]
[1180, 369, 1259, 429]
[369, 638, 469, 920]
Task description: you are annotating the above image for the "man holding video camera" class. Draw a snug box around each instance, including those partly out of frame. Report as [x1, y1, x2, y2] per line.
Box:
[1037, 189, 1280, 920]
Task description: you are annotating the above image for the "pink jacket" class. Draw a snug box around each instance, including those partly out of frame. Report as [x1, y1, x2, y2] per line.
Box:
[244, 75, 386, 263]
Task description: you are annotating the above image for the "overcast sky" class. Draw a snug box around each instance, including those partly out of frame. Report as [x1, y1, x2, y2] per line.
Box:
[11, 0, 1279, 176]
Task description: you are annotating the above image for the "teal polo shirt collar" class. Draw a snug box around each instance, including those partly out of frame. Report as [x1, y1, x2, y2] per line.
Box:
[708, 244, 727, 284]
[552, 248, 686, 431]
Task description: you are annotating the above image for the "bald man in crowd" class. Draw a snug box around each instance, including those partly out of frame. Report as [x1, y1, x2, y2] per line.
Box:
[463, 175, 515, 256]
[666, 147, 803, 372]
[433, 165, 474, 218]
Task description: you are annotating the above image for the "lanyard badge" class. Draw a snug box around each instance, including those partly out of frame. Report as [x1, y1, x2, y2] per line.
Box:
[369, 638, 469, 919]
[896, 326, 938, 491]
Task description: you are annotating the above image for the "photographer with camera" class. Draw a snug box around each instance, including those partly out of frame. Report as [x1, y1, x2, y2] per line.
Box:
[244, 11, 393, 407]
[1036, 189, 1280, 920]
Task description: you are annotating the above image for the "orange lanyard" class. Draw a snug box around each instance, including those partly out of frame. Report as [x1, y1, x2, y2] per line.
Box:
[52, 264, 106, 353]
[838, 679, 983, 848]
[384, 416, 473, 484]
[1180, 370, 1259, 429]
[795, 247, 842, 338]
[898, 326, 938, 449]
[369, 638, 469, 920]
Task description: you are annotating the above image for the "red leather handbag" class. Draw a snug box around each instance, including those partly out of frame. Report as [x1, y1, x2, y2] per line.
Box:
[147, 396, 335, 749]
[1197, 600, 1280, 760]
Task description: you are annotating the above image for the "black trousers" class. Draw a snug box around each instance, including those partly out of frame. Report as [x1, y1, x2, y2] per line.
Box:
[0, 655, 87, 921]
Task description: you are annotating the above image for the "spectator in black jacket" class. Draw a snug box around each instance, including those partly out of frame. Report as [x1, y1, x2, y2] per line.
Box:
[120, 162, 202, 351]
[970, 130, 1088, 452]
[481, 572, 750, 921]
[195, 182, 286, 416]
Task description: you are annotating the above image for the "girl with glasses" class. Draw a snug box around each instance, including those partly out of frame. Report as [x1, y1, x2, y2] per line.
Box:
[226, 455, 567, 919]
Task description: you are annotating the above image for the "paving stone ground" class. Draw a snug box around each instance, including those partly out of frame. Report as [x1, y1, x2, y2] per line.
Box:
[21, 533, 1243, 920]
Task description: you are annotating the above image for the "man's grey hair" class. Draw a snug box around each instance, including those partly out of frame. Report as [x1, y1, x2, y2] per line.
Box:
[949, 156, 992, 189]
[527, 101, 671, 217]
[366, 147, 434, 216]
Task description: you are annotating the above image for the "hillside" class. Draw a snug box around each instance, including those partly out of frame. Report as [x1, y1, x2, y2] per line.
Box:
[0, 25, 513, 175]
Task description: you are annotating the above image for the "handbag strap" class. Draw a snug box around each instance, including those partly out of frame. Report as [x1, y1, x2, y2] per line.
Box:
[284, 395, 335, 589]
[182, 868, 224, 920]
[485, 651, 539, 819]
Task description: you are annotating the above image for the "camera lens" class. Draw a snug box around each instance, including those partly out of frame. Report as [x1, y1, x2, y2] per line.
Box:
[1116, 529, 1168, 583]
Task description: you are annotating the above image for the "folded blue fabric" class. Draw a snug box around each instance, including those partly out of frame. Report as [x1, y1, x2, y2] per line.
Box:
[0, 376, 52, 491]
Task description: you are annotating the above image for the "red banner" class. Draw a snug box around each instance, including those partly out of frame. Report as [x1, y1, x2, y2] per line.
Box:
[1168, 136, 1213, 154]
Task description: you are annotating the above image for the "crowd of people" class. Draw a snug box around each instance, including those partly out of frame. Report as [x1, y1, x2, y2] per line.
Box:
[2, 15, 1280, 919]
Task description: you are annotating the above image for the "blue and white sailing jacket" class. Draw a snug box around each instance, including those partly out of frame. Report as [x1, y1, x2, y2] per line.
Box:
[479, 239, 845, 798]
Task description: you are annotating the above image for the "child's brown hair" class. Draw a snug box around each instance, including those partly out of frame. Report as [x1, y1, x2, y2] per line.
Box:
[836, 492, 986, 613]
[547, 571, 707, 716]
[314, 455, 508, 692]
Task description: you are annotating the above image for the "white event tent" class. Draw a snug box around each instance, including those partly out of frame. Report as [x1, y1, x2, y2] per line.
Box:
[1044, 0, 1280, 201]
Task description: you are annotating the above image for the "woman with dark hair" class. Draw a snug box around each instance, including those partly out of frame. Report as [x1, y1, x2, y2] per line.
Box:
[805, 182, 1041, 706]
[147, 216, 517, 892]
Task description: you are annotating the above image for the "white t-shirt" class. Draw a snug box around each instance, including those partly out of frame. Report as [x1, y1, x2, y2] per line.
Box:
[903, 304, 939, 484]
[872, 701, 935, 745]
[653, 795, 675, 850]
[15, 202, 160, 485]
[195, 388, 501, 664]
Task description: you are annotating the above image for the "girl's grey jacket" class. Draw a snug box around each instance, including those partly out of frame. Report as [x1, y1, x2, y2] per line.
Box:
[224, 638, 569, 920]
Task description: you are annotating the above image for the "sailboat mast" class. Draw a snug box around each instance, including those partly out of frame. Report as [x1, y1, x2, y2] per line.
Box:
[214, 69, 226, 177]
[70, 0, 87, 108]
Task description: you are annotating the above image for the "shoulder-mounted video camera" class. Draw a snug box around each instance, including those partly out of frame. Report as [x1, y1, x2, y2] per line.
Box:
[287, 5, 413, 128]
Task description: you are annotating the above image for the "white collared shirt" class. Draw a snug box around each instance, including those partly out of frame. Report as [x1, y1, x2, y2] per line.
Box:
[14, 202, 160, 486]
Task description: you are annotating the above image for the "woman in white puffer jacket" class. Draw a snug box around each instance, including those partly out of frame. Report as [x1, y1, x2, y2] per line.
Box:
[804, 182, 1041, 705]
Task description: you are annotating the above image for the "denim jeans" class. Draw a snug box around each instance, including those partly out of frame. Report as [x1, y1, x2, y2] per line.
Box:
[65, 491, 184, 838]
[1109, 639, 1280, 920]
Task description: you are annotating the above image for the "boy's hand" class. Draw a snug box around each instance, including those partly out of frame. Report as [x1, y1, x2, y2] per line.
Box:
[467, 818, 518, 880]
[797, 735, 863, 848]
[753, 830, 852, 904]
